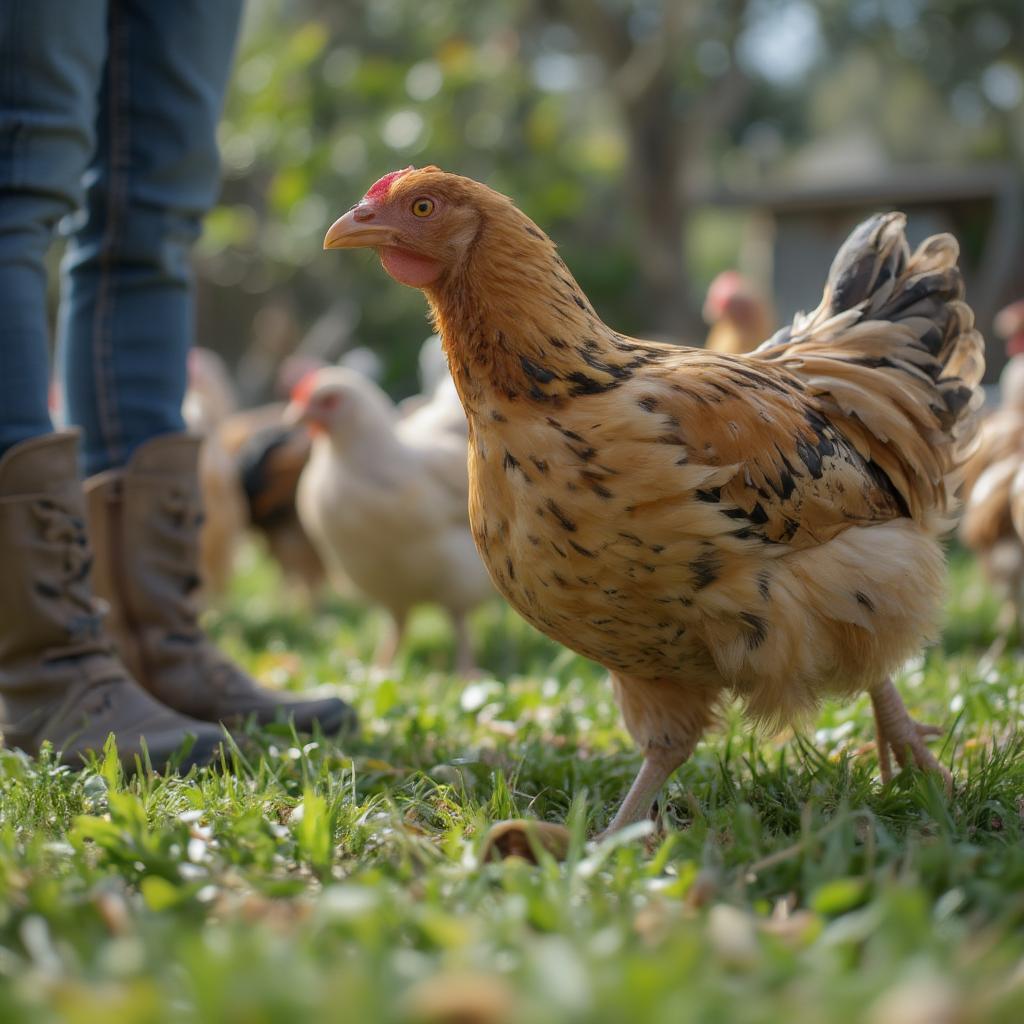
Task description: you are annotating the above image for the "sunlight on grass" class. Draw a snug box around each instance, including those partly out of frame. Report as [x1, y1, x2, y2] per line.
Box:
[0, 544, 1022, 1022]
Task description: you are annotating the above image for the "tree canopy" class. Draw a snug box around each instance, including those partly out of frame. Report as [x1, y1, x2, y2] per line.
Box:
[198, 0, 1023, 397]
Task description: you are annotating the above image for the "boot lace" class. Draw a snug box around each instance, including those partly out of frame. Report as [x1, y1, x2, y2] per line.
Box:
[32, 498, 104, 644]
[163, 486, 205, 597]
[163, 484, 262, 706]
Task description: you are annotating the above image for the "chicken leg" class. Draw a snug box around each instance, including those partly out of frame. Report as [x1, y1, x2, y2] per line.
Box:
[600, 746, 693, 837]
[479, 745, 692, 863]
[599, 676, 714, 838]
[870, 677, 951, 790]
[982, 595, 1022, 664]
[373, 612, 406, 669]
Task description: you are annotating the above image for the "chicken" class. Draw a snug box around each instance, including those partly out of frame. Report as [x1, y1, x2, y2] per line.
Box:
[183, 347, 248, 598]
[396, 334, 468, 439]
[994, 299, 1024, 359]
[184, 347, 238, 433]
[183, 346, 327, 598]
[323, 167, 984, 834]
[703, 270, 775, 355]
[959, 309, 1024, 648]
[286, 366, 493, 673]
[400, 373, 468, 440]
[418, 332, 453, 395]
[217, 403, 327, 599]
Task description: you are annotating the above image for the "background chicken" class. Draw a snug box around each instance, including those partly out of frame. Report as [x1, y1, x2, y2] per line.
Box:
[324, 167, 983, 834]
[960, 305, 1024, 650]
[702, 270, 775, 355]
[184, 347, 327, 600]
[229, 412, 327, 600]
[287, 366, 493, 673]
[184, 348, 249, 597]
[396, 334, 469, 439]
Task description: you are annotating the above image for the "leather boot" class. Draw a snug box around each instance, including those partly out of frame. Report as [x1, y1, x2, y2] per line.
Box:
[84, 433, 355, 734]
[0, 433, 223, 769]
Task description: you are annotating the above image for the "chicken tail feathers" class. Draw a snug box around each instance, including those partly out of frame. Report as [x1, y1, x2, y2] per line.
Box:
[755, 212, 986, 530]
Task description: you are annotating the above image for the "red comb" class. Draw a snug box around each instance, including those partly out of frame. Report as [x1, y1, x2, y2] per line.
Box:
[290, 368, 321, 405]
[707, 270, 746, 304]
[364, 166, 415, 202]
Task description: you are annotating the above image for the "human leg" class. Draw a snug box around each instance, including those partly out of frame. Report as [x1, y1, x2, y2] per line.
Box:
[0, 1, 107, 456]
[58, 0, 245, 476]
[0, 2, 224, 768]
[58, 1, 354, 735]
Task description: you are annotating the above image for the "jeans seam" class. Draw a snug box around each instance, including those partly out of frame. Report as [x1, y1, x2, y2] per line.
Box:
[91, 0, 130, 471]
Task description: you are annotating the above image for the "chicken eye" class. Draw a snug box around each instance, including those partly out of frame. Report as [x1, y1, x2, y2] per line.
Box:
[411, 197, 435, 218]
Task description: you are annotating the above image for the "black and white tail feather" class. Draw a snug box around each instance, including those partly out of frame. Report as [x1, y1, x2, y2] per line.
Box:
[755, 212, 985, 530]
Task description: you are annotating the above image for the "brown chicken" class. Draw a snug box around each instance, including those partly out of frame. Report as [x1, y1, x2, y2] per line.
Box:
[960, 314, 1024, 647]
[183, 348, 248, 597]
[324, 167, 984, 834]
[222, 405, 327, 599]
[703, 270, 775, 355]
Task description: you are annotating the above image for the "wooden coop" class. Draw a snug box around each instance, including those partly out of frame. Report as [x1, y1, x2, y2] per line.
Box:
[703, 164, 1023, 381]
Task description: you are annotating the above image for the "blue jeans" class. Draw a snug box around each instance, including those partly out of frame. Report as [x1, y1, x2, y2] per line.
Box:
[0, 0, 243, 476]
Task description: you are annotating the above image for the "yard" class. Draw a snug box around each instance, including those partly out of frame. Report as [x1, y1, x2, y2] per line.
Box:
[0, 548, 1022, 1024]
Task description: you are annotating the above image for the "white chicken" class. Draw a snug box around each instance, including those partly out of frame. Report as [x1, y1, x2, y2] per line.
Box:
[286, 366, 493, 673]
[396, 334, 468, 441]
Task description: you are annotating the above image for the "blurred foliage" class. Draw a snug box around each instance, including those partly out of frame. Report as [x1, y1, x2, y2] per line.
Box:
[199, 0, 1023, 396]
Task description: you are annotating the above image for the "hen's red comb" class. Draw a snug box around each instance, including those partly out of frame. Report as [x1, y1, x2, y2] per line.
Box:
[364, 166, 415, 202]
[290, 368, 321, 405]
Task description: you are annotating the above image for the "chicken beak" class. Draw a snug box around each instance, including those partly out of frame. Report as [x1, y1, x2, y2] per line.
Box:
[323, 207, 395, 250]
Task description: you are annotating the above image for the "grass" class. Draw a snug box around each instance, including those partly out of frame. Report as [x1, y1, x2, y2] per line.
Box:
[1, 545, 1023, 1023]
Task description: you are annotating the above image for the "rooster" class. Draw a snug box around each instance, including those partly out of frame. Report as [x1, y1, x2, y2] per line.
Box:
[286, 366, 493, 674]
[324, 167, 984, 834]
[703, 270, 775, 355]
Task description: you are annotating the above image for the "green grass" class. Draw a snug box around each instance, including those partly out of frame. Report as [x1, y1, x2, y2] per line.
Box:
[1, 545, 1023, 1023]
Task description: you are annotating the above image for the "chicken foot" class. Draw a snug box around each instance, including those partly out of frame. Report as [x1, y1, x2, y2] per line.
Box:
[599, 745, 694, 839]
[870, 677, 951, 790]
[477, 747, 689, 863]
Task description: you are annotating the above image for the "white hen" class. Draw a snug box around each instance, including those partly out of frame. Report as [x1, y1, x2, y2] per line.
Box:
[287, 366, 493, 672]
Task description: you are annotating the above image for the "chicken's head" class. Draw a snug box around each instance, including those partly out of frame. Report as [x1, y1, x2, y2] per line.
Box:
[284, 367, 395, 442]
[995, 299, 1024, 358]
[703, 271, 762, 326]
[324, 165, 526, 291]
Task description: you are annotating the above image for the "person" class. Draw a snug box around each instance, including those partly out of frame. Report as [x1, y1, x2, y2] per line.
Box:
[0, 1, 354, 770]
